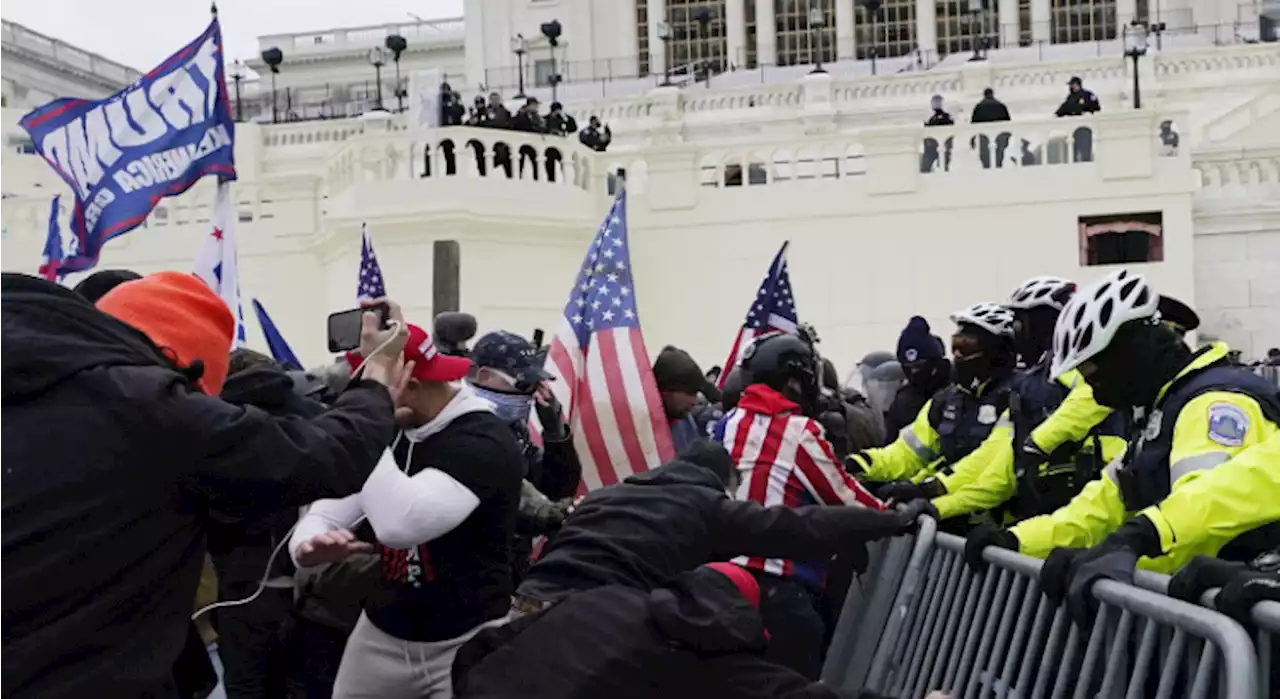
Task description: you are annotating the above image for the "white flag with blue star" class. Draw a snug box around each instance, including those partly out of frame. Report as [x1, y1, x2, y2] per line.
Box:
[194, 182, 247, 347]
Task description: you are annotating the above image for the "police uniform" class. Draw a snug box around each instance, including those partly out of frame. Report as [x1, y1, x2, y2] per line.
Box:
[1012, 343, 1280, 570]
[847, 376, 1014, 485]
[928, 362, 1127, 521]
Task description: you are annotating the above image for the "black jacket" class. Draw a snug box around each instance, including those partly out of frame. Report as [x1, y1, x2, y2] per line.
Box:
[546, 112, 578, 137]
[512, 110, 547, 133]
[512, 431, 582, 583]
[924, 110, 954, 127]
[970, 97, 1011, 123]
[517, 459, 909, 602]
[579, 125, 612, 152]
[0, 274, 396, 698]
[1056, 89, 1101, 117]
[455, 568, 842, 699]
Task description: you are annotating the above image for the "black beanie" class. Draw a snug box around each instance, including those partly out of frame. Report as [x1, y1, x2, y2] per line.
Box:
[897, 316, 946, 364]
[654, 347, 714, 397]
[73, 269, 142, 304]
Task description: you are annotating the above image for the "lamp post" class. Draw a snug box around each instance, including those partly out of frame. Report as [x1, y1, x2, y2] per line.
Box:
[541, 20, 563, 102]
[260, 47, 283, 124]
[968, 0, 987, 60]
[657, 21, 674, 85]
[694, 6, 713, 87]
[511, 34, 528, 97]
[859, 0, 883, 75]
[367, 46, 387, 111]
[808, 6, 827, 73]
[1123, 20, 1149, 109]
[385, 34, 407, 112]
[229, 59, 244, 121]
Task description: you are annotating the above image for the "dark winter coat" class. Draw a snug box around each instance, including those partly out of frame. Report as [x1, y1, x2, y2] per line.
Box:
[0, 274, 396, 699]
[546, 112, 578, 137]
[454, 568, 841, 699]
[517, 459, 911, 602]
[970, 97, 1011, 123]
[1055, 89, 1101, 117]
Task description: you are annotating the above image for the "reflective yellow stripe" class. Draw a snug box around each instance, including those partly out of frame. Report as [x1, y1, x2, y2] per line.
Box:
[996, 415, 1012, 429]
[902, 427, 939, 462]
[1168, 451, 1231, 484]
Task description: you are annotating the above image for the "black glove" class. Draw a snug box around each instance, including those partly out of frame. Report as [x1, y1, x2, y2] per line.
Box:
[1215, 571, 1280, 625]
[535, 393, 568, 441]
[878, 478, 945, 505]
[1062, 517, 1161, 628]
[895, 499, 940, 533]
[964, 525, 1019, 571]
[1040, 547, 1084, 605]
[1168, 555, 1248, 604]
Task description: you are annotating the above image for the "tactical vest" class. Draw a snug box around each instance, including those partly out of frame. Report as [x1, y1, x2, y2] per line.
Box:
[1006, 362, 1128, 519]
[1114, 362, 1280, 560]
[928, 376, 1013, 469]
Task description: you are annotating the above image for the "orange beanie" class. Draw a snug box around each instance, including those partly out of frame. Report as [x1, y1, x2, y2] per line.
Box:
[96, 271, 235, 395]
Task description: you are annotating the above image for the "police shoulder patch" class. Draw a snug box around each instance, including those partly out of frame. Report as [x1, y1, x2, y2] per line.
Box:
[978, 404, 998, 425]
[1206, 402, 1249, 447]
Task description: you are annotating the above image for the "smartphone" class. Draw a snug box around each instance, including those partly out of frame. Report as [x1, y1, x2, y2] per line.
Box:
[328, 303, 390, 353]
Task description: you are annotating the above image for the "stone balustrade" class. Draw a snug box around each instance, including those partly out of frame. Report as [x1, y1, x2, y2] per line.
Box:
[1193, 145, 1280, 199]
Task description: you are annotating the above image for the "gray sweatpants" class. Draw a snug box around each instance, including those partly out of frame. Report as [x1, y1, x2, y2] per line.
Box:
[332, 613, 508, 699]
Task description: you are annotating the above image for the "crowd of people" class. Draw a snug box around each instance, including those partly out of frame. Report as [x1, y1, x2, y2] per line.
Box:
[2, 263, 1278, 699]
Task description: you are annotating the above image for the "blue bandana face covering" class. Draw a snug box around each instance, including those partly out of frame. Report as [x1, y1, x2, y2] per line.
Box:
[473, 385, 536, 425]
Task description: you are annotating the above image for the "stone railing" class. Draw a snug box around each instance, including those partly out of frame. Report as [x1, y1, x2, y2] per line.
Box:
[324, 123, 603, 202]
[1193, 144, 1280, 199]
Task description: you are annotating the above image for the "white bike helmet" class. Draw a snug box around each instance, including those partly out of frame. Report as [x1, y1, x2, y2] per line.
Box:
[1050, 268, 1160, 379]
[1006, 276, 1076, 311]
[950, 303, 1015, 338]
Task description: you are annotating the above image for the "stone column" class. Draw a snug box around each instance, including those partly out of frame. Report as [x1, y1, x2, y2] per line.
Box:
[727, 0, 748, 68]
[997, 0, 1019, 46]
[836, 0, 857, 60]
[1115, 0, 1137, 23]
[916, 0, 938, 59]
[755, 0, 777, 66]
[1031, 0, 1051, 42]
[649, 0, 667, 76]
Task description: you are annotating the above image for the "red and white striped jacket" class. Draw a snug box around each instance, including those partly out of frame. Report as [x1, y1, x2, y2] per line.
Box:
[713, 384, 886, 586]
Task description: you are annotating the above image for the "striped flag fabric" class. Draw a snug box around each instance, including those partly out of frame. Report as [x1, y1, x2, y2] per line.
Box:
[193, 182, 246, 346]
[38, 196, 64, 282]
[358, 224, 387, 300]
[252, 298, 302, 369]
[716, 241, 798, 389]
[544, 189, 675, 489]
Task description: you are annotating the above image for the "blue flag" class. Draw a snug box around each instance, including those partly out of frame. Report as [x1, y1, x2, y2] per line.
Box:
[19, 18, 237, 275]
[252, 298, 302, 370]
[38, 196, 64, 282]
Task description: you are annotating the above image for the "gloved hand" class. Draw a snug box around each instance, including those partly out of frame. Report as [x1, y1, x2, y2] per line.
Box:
[529, 497, 574, 534]
[1168, 555, 1247, 604]
[535, 385, 568, 441]
[895, 499, 940, 533]
[1215, 570, 1280, 625]
[964, 525, 1019, 571]
[1062, 517, 1160, 628]
[1015, 439, 1051, 476]
[878, 478, 945, 505]
[1039, 547, 1085, 605]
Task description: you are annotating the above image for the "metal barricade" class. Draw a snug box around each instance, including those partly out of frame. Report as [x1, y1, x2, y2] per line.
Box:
[842, 531, 1261, 699]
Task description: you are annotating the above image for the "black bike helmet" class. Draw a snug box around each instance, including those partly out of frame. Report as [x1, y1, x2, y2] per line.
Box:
[741, 332, 820, 414]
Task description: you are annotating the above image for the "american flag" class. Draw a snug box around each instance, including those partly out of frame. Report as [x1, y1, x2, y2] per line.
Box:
[717, 241, 798, 389]
[358, 224, 387, 300]
[193, 182, 246, 346]
[544, 189, 675, 489]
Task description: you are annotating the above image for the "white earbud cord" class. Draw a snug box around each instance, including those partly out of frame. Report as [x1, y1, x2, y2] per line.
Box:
[191, 320, 404, 621]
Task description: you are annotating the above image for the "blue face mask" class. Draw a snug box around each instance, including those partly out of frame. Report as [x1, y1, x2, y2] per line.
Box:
[473, 386, 535, 425]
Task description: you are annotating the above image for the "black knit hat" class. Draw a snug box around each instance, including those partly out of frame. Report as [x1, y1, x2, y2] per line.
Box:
[653, 346, 721, 402]
[897, 316, 946, 364]
[73, 269, 142, 304]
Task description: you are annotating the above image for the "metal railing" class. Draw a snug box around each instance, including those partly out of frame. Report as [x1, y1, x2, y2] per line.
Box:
[826, 524, 1269, 698]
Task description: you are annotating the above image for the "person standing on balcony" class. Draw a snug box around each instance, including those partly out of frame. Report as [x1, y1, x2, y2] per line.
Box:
[1055, 77, 1100, 162]
[970, 88, 1012, 169]
[922, 95, 954, 173]
[545, 102, 577, 137]
[579, 116, 612, 152]
[512, 97, 547, 180]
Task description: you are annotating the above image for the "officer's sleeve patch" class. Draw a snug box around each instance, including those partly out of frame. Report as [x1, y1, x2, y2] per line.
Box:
[1206, 402, 1249, 447]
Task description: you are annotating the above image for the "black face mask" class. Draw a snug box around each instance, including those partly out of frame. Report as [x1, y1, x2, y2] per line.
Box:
[907, 359, 950, 394]
[1085, 322, 1191, 411]
[953, 353, 993, 392]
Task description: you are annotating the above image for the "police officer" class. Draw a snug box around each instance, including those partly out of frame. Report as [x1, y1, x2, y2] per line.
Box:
[846, 304, 1018, 506]
[946, 278, 1126, 560]
[1016, 269, 1280, 626]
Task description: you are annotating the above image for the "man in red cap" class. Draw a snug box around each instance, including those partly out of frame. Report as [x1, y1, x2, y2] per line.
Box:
[1, 272, 408, 699]
[290, 313, 525, 699]
[453, 563, 843, 699]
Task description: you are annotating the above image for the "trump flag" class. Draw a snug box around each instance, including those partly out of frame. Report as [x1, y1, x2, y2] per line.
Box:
[19, 17, 237, 274]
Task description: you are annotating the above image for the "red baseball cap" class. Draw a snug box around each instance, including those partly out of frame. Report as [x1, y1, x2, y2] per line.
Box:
[346, 323, 472, 383]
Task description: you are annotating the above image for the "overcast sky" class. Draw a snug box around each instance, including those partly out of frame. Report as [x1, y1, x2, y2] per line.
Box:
[3, 0, 464, 72]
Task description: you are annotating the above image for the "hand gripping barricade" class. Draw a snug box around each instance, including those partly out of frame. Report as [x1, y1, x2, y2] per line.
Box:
[823, 521, 1272, 699]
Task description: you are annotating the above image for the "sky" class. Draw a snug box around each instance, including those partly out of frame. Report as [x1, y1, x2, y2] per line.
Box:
[3, 0, 464, 73]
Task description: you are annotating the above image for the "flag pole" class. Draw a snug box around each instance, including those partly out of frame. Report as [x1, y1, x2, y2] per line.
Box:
[210, 2, 218, 17]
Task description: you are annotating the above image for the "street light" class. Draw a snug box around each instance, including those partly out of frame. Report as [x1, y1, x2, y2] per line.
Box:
[808, 6, 827, 73]
[367, 46, 388, 111]
[260, 47, 283, 124]
[385, 34, 407, 112]
[858, 0, 883, 75]
[968, 0, 987, 61]
[510, 34, 528, 97]
[229, 59, 245, 122]
[657, 21, 674, 85]
[1123, 20, 1149, 109]
[541, 20, 563, 102]
[694, 6, 713, 88]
